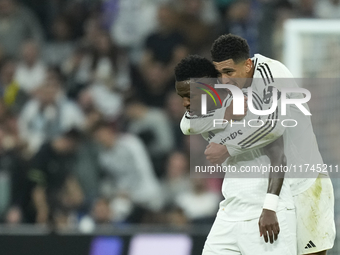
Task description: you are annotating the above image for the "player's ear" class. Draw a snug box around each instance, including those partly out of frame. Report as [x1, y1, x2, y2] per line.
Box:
[245, 58, 253, 73]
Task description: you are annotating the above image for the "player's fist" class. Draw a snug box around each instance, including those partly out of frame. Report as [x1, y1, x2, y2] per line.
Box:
[204, 142, 230, 165]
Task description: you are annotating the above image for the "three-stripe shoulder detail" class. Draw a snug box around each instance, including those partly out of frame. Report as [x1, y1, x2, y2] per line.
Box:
[256, 62, 274, 85]
[237, 107, 278, 148]
[243, 91, 263, 110]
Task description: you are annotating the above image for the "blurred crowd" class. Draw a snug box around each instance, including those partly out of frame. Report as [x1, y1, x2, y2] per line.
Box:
[0, 0, 338, 231]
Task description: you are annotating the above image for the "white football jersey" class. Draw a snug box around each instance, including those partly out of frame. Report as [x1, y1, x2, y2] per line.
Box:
[180, 53, 322, 197]
[249, 54, 321, 195]
[204, 99, 295, 221]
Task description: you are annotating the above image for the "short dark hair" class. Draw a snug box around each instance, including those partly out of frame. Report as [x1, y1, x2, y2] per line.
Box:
[90, 120, 115, 134]
[174, 55, 218, 82]
[62, 128, 83, 141]
[211, 34, 250, 63]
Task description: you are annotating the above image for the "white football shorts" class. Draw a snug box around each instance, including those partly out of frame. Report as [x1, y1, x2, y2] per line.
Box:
[202, 209, 297, 255]
[294, 174, 336, 255]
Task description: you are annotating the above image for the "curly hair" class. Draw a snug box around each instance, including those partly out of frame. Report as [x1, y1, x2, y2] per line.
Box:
[211, 34, 250, 63]
[174, 55, 218, 82]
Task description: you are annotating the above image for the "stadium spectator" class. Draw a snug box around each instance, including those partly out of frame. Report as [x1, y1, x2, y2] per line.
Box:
[62, 46, 89, 97]
[81, 16, 102, 49]
[175, 178, 220, 224]
[176, 0, 216, 55]
[21, 0, 55, 37]
[62, 1, 90, 40]
[0, 101, 27, 224]
[140, 4, 188, 82]
[109, 0, 162, 63]
[63, 31, 131, 95]
[175, 0, 220, 26]
[18, 73, 85, 154]
[0, 58, 28, 114]
[0, 0, 44, 58]
[126, 101, 174, 177]
[166, 207, 188, 226]
[27, 129, 84, 225]
[84, 31, 130, 90]
[162, 151, 191, 206]
[60, 17, 100, 95]
[15, 40, 47, 94]
[78, 84, 123, 121]
[4, 148, 30, 225]
[79, 197, 114, 229]
[131, 61, 174, 108]
[73, 137, 101, 211]
[42, 16, 75, 66]
[221, 0, 259, 55]
[91, 121, 164, 223]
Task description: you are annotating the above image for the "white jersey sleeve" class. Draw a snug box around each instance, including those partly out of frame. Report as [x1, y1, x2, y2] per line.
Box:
[180, 94, 233, 135]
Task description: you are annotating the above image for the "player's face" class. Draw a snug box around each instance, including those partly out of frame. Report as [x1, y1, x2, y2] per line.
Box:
[175, 79, 216, 116]
[213, 58, 253, 89]
[176, 80, 193, 114]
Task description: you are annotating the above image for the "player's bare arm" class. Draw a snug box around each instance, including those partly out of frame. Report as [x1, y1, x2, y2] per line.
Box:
[259, 136, 286, 244]
[204, 137, 286, 244]
[204, 135, 286, 245]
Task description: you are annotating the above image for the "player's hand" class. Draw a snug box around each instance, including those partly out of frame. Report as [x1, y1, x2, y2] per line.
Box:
[258, 209, 280, 244]
[204, 142, 230, 165]
[224, 96, 248, 121]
